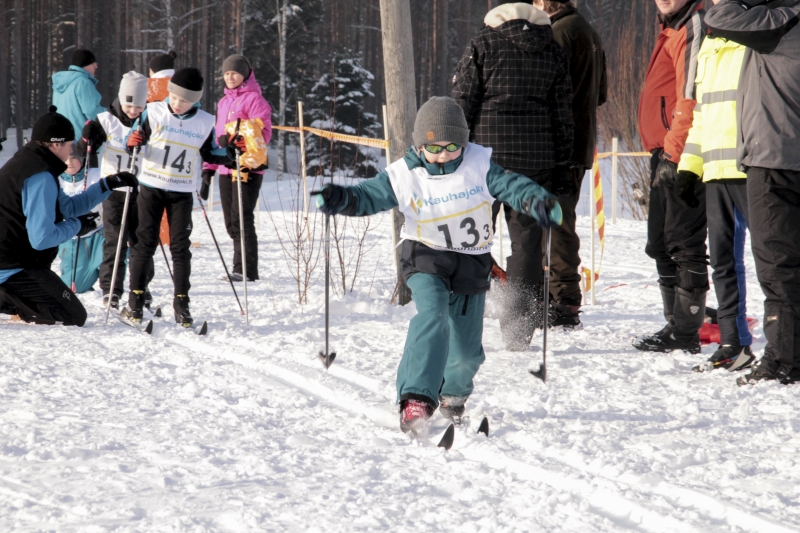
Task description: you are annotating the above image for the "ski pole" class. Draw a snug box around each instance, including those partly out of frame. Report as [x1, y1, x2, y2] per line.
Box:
[105, 137, 139, 323]
[158, 238, 174, 281]
[233, 119, 249, 325]
[530, 210, 551, 383]
[195, 190, 245, 315]
[319, 212, 336, 369]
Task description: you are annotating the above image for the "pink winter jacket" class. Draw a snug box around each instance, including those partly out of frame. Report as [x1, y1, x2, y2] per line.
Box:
[204, 71, 273, 175]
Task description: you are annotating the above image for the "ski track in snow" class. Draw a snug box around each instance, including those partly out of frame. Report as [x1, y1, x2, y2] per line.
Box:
[0, 176, 799, 532]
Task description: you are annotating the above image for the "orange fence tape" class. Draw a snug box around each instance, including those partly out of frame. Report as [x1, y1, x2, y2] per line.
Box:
[273, 125, 389, 150]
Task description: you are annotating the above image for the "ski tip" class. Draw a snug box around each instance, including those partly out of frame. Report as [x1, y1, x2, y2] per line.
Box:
[144, 320, 154, 334]
[477, 416, 489, 437]
[153, 307, 162, 318]
[318, 351, 336, 370]
[197, 321, 208, 336]
[437, 423, 455, 451]
[529, 364, 547, 383]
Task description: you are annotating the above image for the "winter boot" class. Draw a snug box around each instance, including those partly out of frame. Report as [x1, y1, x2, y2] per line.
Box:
[399, 399, 434, 434]
[439, 395, 467, 424]
[103, 293, 120, 310]
[660, 284, 675, 323]
[737, 359, 800, 386]
[143, 289, 153, 310]
[549, 298, 582, 329]
[692, 345, 755, 372]
[121, 290, 145, 322]
[634, 287, 704, 354]
[173, 294, 193, 327]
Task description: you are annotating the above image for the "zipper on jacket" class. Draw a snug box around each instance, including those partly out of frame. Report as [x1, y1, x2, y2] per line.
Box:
[660, 97, 671, 131]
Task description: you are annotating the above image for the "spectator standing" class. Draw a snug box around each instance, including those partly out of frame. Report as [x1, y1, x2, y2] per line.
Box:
[452, 1, 574, 351]
[705, 0, 800, 385]
[51, 49, 106, 142]
[148, 51, 177, 103]
[533, 0, 607, 329]
[633, 0, 708, 355]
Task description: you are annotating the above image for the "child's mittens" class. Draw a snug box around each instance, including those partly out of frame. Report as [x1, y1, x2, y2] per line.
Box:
[126, 130, 145, 151]
[76, 212, 100, 237]
[200, 169, 215, 200]
[81, 121, 106, 152]
[522, 196, 563, 229]
[311, 184, 346, 215]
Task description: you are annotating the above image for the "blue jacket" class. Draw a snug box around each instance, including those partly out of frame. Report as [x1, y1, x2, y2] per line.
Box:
[52, 66, 106, 139]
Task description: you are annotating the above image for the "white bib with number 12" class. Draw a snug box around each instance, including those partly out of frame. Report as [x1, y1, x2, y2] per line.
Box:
[388, 143, 495, 255]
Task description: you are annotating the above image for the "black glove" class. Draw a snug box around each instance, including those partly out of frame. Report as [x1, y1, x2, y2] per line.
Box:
[551, 165, 575, 196]
[675, 170, 701, 208]
[76, 212, 100, 237]
[652, 155, 678, 188]
[200, 169, 215, 201]
[81, 121, 106, 152]
[102, 171, 139, 192]
[311, 184, 347, 215]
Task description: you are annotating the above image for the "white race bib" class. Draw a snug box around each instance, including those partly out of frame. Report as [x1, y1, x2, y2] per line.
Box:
[139, 103, 216, 193]
[388, 143, 495, 255]
[97, 112, 140, 178]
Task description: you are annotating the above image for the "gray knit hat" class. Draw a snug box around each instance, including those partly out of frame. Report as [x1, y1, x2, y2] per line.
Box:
[118, 71, 148, 108]
[222, 54, 252, 79]
[412, 96, 470, 147]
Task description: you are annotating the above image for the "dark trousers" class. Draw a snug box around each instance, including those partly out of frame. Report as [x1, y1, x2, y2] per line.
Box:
[546, 166, 586, 304]
[218, 172, 263, 279]
[0, 269, 87, 326]
[99, 190, 154, 297]
[493, 169, 550, 347]
[707, 180, 751, 346]
[645, 151, 708, 291]
[746, 167, 800, 369]
[130, 186, 194, 295]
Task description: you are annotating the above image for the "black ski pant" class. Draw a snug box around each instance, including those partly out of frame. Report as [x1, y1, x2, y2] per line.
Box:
[645, 150, 708, 292]
[493, 169, 549, 348]
[218, 172, 262, 279]
[545, 166, 586, 305]
[746, 167, 800, 370]
[0, 269, 87, 326]
[706, 180, 752, 347]
[130, 186, 194, 296]
[99, 190, 154, 297]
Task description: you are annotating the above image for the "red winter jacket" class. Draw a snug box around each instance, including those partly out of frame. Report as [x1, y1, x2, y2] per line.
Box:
[638, 0, 705, 163]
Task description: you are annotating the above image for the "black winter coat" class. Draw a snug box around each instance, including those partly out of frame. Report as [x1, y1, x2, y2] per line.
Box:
[551, 6, 607, 169]
[452, 17, 574, 172]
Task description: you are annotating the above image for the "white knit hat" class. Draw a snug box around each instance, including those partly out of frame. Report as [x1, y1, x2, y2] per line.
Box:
[118, 71, 149, 108]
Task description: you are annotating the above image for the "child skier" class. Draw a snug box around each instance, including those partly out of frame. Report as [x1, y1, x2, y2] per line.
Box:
[314, 97, 562, 433]
[80, 71, 155, 309]
[122, 67, 242, 326]
[56, 151, 104, 293]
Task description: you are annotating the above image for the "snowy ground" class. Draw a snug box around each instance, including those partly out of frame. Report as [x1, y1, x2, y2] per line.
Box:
[1, 172, 800, 533]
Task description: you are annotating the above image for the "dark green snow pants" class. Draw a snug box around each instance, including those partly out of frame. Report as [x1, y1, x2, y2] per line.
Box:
[396, 273, 486, 406]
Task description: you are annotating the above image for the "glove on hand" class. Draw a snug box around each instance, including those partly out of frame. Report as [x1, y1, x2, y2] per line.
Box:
[102, 171, 139, 192]
[311, 184, 346, 216]
[200, 169, 215, 200]
[126, 130, 145, 152]
[675, 170, 701, 209]
[76, 212, 100, 237]
[81, 121, 106, 152]
[551, 165, 576, 196]
[522, 196, 563, 229]
[652, 155, 678, 188]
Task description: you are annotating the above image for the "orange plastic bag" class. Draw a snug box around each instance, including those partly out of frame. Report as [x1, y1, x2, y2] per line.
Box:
[225, 118, 268, 180]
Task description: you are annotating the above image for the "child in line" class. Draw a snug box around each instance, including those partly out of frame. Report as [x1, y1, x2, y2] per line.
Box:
[122, 67, 243, 326]
[314, 97, 561, 433]
[80, 71, 155, 309]
[56, 151, 104, 293]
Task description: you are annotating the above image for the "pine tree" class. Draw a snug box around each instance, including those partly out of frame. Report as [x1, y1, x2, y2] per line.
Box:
[305, 50, 381, 178]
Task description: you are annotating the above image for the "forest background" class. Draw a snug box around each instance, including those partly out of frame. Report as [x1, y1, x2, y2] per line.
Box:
[0, 0, 716, 218]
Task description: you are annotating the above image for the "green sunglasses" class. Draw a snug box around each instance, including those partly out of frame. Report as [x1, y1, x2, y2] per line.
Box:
[423, 143, 462, 154]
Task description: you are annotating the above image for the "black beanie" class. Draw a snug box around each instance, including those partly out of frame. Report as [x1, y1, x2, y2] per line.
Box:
[149, 51, 177, 74]
[168, 67, 204, 103]
[222, 55, 252, 79]
[71, 49, 96, 68]
[32, 106, 75, 143]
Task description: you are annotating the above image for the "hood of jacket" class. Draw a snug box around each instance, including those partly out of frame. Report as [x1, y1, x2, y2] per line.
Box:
[52, 66, 98, 94]
[484, 3, 553, 53]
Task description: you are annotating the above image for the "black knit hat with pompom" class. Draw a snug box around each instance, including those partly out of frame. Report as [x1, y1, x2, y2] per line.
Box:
[32, 106, 75, 143]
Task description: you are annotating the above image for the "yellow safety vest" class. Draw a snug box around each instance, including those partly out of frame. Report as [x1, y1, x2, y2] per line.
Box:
[678, 37, 746, 181]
